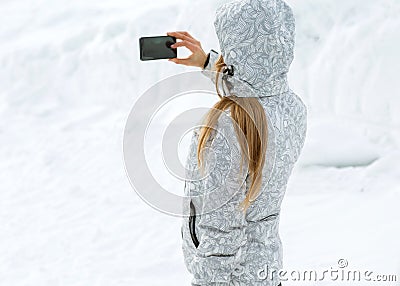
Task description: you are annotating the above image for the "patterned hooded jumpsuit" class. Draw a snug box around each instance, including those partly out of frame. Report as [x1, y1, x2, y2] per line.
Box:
[181, 0, 307, 285]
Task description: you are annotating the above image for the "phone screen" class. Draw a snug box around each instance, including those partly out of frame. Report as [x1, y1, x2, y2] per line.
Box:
[139, 36, 177, 61]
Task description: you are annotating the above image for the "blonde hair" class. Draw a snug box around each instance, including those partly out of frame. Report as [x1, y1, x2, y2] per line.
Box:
[197, 55, 268, 213]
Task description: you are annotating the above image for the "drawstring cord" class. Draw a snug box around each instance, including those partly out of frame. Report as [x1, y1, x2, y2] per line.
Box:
[220, 64, 235, 96]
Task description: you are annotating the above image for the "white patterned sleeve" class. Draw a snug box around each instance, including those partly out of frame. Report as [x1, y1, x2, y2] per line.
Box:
[201, 49, 220, 85]
[189, 114, 249, 286]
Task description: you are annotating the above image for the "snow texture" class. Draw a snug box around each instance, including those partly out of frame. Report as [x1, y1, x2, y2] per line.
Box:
[0, 0, 399, 285]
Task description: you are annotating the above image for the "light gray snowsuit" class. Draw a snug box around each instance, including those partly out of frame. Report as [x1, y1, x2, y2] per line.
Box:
[181, 0, 307, 285]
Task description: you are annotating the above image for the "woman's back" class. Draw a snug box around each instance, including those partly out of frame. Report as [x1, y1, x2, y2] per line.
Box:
[181, 89, 307, 286]
[236, 90, 307, 284]
[248, 91, 307, 222]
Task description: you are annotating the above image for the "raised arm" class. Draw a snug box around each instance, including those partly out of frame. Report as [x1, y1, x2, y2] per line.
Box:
[200, 49, 220, 85]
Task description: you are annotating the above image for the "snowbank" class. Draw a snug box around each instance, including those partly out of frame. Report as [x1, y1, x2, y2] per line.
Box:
[0, 0, 399, 285]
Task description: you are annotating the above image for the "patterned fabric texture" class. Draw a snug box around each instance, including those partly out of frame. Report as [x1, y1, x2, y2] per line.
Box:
[202, 0, 295, 98]
[181, 0, 307, 285]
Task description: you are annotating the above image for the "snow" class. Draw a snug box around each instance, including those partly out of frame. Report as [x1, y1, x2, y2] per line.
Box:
[300, 116, 381, 168]
[0, 0, 399, 285]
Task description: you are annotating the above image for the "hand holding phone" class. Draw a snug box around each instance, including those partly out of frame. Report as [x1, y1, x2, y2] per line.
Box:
[139, 32, 207, 68]
[166, 31, 208, 68]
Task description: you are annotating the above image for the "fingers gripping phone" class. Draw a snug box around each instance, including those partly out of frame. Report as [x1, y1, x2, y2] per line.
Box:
[139, 36, 177, 61]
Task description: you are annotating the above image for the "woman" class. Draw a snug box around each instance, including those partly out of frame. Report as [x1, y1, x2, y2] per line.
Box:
[168, 0, 307, 285]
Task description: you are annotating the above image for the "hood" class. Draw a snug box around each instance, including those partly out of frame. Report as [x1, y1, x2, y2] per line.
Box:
[214, 0, 295, 97]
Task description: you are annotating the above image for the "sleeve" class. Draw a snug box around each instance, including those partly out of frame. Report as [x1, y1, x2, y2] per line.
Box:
[189, 114, 249, 286]
[201, 49, 220, 86]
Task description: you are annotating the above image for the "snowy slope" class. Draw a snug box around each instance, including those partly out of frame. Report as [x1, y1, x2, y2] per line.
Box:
[0, 0, 399, 285]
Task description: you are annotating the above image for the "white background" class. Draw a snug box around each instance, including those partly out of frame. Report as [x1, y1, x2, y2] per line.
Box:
[1, 0, 399, 285]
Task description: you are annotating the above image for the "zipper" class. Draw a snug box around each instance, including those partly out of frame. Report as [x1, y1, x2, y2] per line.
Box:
[188, 200, 200, 248]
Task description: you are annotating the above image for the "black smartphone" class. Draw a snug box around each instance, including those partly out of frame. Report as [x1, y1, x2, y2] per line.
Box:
[139, 35, 177, 61]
